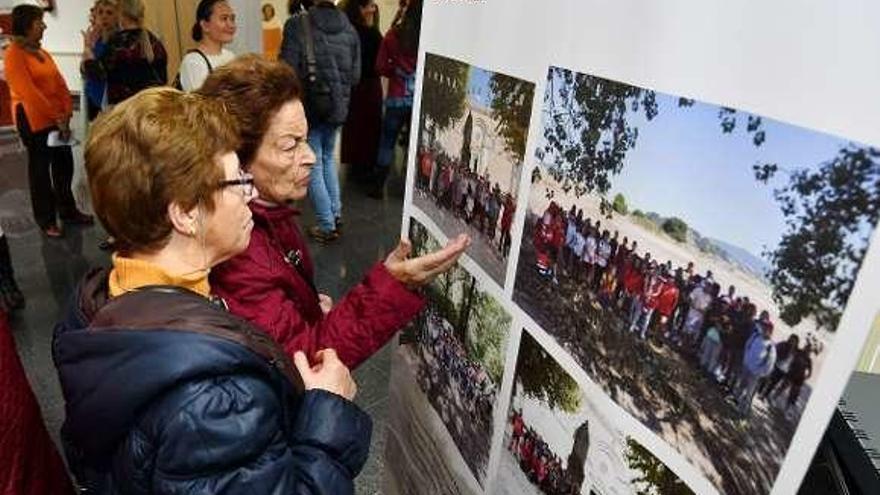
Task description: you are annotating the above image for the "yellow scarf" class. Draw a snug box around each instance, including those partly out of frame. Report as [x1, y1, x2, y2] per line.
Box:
[108, 254, 210, 298]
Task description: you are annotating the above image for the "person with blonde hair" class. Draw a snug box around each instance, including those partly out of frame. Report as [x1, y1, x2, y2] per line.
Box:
[82, 0, 167, 104]
[53, 87, 371, 493]
[81, 0, 118, 119]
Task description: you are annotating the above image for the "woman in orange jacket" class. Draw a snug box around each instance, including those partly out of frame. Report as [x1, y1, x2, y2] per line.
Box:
[4, 5, 93, 238]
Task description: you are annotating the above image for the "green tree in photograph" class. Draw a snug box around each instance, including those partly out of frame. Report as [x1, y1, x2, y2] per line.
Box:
[661, 217, 688, 243]
[537, 67, 765, 203]
[612, 193, 629, 214]
[466, 293, 511, 384]
[489, 73, 534, 163]
[755, 146, 880, 332]
[420, 54, 469, 135]
[538, 66, 878, 333]
[625, 438, 694, 495]
[515, 333, 581, 413]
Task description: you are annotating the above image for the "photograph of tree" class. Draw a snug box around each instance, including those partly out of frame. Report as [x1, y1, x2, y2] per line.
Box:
[511, 66, 880, 493]
[413, 53, 535, 286]
[384, 218, 512, 492]
[495, 331, 694, 495]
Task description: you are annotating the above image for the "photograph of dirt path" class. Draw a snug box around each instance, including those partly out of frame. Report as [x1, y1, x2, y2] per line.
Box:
[494, 331, 694, 495]
[383, 218, 512, 491]
[412, 53, 534, 286]
[513, 66, 880, 493]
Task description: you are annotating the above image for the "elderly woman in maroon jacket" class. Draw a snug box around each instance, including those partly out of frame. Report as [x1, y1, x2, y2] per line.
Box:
[201, 55, 469, 369]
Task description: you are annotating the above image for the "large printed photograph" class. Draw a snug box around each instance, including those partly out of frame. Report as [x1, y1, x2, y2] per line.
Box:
[512, 66, 880, 493]
[413, 53, 535, 286]
[494, 331, 694, 495]
[383, 218, 512, 493]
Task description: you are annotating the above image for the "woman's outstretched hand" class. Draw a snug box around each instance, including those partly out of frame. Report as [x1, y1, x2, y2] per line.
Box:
[384, 233, 470, 288]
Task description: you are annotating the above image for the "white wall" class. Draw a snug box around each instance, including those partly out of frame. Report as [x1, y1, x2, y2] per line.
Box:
[227, 0, 261, 54]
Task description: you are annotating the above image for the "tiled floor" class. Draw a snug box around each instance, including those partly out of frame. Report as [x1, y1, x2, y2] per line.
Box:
[1, 129, 406, 494]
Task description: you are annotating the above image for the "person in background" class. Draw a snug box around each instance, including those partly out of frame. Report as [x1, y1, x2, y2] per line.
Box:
[280, 0, 360, 243]
[262, 2, 283, 60]
[4, 4, 94, 239]
[1, 310, 74, 494]
[340, 0, 384, 184]
[200, 55, 469, 370]
[0, 227, 25, 311]
[82, 0, 167, 105]
[734, 318, 776, 417]
[369, 0, 421, 199]
[54, 87, 370, 493]
[177, 0, 236, 91]
[81, 0, 118, 120]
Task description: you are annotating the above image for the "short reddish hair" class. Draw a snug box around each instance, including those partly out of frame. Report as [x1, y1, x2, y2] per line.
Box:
[85, 87, 240, 253]
[197, 54, 303, 167]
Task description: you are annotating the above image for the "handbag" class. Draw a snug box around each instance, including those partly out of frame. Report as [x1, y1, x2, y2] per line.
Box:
[299, 12, 335, 122]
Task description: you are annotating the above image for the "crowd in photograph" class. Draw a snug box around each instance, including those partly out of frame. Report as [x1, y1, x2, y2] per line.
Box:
[417, 310, 497, 421]
[530, 201, 818, 420]
[415, 147, 517, 257]
[507, 409, 576, 495]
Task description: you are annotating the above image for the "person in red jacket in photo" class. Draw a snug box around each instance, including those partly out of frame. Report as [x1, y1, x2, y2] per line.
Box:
[656, 270, 681, 341]
[200, 55, 468, 370]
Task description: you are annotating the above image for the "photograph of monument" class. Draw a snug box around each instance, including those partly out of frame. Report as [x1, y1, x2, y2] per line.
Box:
[413, 53, 535, 286]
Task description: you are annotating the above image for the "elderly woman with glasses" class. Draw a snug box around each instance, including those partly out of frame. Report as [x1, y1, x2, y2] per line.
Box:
[53, 87, 371, 494]
[199, 55, 469, 371]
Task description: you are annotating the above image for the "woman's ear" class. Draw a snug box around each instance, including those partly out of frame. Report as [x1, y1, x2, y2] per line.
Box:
[168, 202, 198, 236]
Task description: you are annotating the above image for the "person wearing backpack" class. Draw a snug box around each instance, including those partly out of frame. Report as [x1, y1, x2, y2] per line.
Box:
[177, 0, 237, 92]
[280, 0, 360, 243]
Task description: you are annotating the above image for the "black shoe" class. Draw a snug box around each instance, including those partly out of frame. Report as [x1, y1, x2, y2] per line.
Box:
[335, 217, 343, 233]
[62, 210, 94, 226]
[308, 226, 340, 245]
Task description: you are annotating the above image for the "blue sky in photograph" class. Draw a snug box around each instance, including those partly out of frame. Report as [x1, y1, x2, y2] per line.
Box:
[468, 66, 493, 108]
[540, 71, 860, 257]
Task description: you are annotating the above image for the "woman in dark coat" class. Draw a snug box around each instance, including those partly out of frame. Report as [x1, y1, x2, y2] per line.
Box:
[340, 0, 384, 182]
[200, 55, 468, 370]
[53, 87, 370, 494]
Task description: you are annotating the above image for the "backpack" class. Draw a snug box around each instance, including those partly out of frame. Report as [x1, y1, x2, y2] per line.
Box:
[172, 49, 213, 90]
[298, 12, 335, 122]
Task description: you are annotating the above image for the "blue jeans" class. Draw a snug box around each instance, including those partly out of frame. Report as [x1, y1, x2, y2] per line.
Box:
[308, 124, 342, 232]
[376, 105, 412, 169]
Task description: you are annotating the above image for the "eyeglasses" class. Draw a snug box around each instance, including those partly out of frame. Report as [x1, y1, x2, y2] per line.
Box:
[218, 170, 255, 198]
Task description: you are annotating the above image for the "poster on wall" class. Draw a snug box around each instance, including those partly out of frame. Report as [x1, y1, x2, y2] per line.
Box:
[385, 1, 880, 494]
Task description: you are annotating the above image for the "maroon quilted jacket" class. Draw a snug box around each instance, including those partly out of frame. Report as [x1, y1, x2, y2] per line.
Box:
[211, 201, 425, 369]
[0, 312, 74, 495]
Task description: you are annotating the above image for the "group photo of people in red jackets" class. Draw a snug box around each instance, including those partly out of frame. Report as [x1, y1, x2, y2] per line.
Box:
[507, 60, 880, 494]
[514, 195, 830, 494]
[411, 53, 534, 286]
[392, 218, 511, 486]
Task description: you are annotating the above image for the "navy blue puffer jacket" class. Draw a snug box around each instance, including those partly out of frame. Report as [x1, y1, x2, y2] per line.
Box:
[280, 2, 361, 125]
[52, 269, 372, 494]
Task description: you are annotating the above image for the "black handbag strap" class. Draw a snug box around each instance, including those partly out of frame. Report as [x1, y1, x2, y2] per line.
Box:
[299, 12, 319, 83]
[189, 48, 213, 73]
